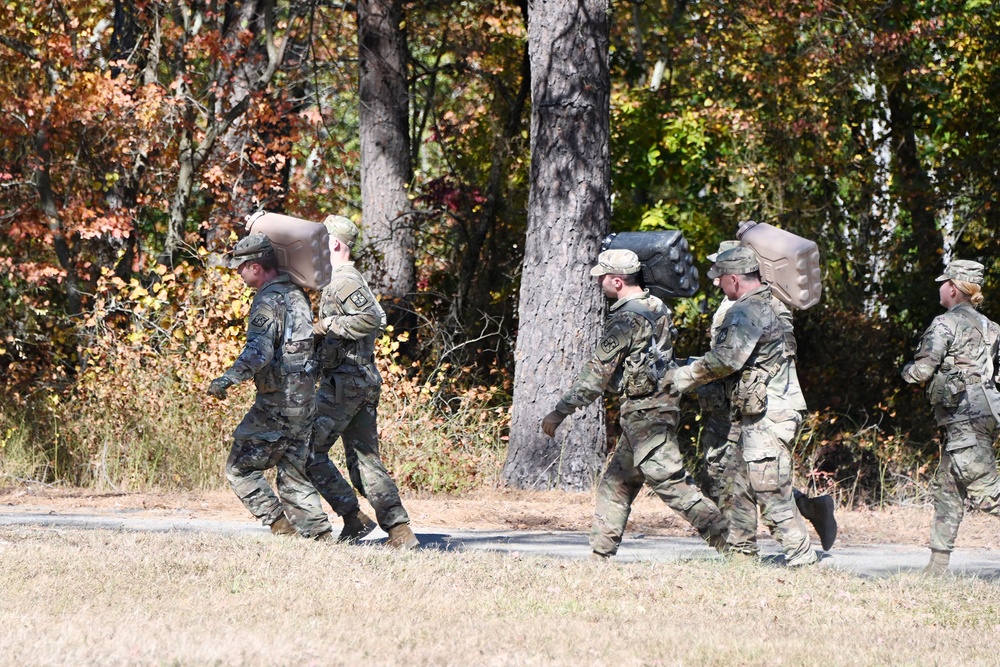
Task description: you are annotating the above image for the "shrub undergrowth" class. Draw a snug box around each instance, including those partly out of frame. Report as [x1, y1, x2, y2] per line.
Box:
[0, 260, 511, 493]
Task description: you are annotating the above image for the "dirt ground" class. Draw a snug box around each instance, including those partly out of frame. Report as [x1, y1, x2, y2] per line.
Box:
[1, 484, 997, 549]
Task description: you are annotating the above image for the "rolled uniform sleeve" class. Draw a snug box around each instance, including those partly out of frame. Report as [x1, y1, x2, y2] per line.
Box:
[673, 307, 761, 393]
[902, 317, 954, 384]
[223, 299, 278, 384]
[554, 318, 631, 415]
[319, 272, 385, 340]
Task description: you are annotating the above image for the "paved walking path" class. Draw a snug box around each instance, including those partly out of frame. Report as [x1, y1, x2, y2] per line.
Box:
[1, 507, 997, 579]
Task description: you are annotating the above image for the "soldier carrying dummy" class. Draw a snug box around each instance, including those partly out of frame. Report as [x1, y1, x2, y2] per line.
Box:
[207, 233, 335, 540]
[542, 249, 728, 560]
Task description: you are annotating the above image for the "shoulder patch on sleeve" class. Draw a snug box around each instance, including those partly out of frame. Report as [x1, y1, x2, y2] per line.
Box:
[247, 301, 277, 333]
[715, 327, 729, 345]
[348, 289, 370, 309]
[597, 330, 629, 362]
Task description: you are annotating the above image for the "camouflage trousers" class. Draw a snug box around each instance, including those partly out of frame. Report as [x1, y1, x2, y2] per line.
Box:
[726, 409, 816, 567]
[696, 381, 739, 506]
[591, 407, 725, 557]
[307, 374, 409, 531]
[226, 402, 332, 539]
[930, 416, 1000, 553]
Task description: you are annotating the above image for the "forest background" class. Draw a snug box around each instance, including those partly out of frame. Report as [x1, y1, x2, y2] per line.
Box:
[2, 0, 999, 506]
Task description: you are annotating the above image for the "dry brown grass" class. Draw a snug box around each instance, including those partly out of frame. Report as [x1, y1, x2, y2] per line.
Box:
[1, 525, 998, 667]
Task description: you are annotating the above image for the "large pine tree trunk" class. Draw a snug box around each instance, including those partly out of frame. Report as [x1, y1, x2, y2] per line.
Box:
[357, 0, 414, 301]
[503, 0, 611, 491]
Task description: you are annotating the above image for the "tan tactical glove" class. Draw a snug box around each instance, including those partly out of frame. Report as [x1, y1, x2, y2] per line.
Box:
[312, 318, 329, 336]
[672, 366, 701, 394]
[208, 376, 233, 399]
[541, 410, 567, 438]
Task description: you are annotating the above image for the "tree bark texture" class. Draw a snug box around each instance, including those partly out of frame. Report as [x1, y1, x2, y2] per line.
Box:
[358, 0, 415, 301]
[504, 0, 611, 491]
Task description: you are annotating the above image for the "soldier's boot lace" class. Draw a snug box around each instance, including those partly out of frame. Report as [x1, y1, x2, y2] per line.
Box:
[386, 522, 420, 550]
[796, 493, 838, 551]
[923, 549, 950, 576]
[269, 515, 299, 537]
[339, 509, 377, 543]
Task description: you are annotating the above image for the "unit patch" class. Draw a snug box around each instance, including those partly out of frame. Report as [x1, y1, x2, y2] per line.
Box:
[597, 331, 627, 361]
[348, 289, 370, 308]
[715, 327, 729, 345]
[251, 314, 271, 328]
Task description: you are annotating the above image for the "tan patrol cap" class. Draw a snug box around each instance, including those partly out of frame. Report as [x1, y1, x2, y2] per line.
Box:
[590, 249, 641, 277]
[323, 215, 359, 251]
[936, 259, 984, 286]
[706, 240, 740, 263]
[707, 246, 759, 279]
[226, 233, 274, 269]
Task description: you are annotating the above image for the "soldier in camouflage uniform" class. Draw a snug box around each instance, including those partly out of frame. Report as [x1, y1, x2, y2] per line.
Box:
[671, 247, 818, 567]
[696, 241, 836, 551]
[208, 233, 334, 539]
[307, 215, 418, 550]
[695, 241, 741, 504]
[902, 259, 1000, 575]
[542, 249, 727, 559]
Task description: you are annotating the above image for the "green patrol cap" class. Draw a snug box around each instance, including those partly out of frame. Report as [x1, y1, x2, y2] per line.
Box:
[706, 240, 740, 263]
[590, 249, 641, 277]
[936, 259, 984, 286]
[226, 233, 274, 269]
[323, 215, 359, 251]
[707, 246, 759, 279]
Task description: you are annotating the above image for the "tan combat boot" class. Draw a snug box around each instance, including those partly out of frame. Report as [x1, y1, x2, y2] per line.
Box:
[703, 517, 729, 553]
[339, 509, 377, 543]
[922, 550, 950, 576]
[269, 515, 298, 537]
[796, 494, 838, 551]
[386, 522, 419, 550]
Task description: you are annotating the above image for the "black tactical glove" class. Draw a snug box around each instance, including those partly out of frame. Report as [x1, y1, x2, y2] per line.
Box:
[541, 410, 567, 438]
[208, 376, 233, 399]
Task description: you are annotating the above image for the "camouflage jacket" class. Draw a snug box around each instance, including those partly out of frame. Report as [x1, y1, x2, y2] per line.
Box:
[698, 295, 804, 413]
[902, 302, 1000, 425]
[674, 283, 806, 413]
[554, 290, 677, 418]
[222, 275, 316, 416]
[315, 262, 386, 385]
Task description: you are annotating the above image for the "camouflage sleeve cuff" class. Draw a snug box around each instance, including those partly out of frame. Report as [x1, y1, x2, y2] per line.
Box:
[901, 362, 930, 384]
[220, 371, 241, 387]
[554, 400, 577, 416]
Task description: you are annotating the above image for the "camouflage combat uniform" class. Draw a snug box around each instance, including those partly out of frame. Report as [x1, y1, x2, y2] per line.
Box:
[674, 283, 816, 566]
[221, 274, 332, 538]
[698, 297, 807, 505]
[307, 263, 410, 531]
[552, 290, 726, 557]
[695, 297, 738, 504]
[902, 301, 1000, 554]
